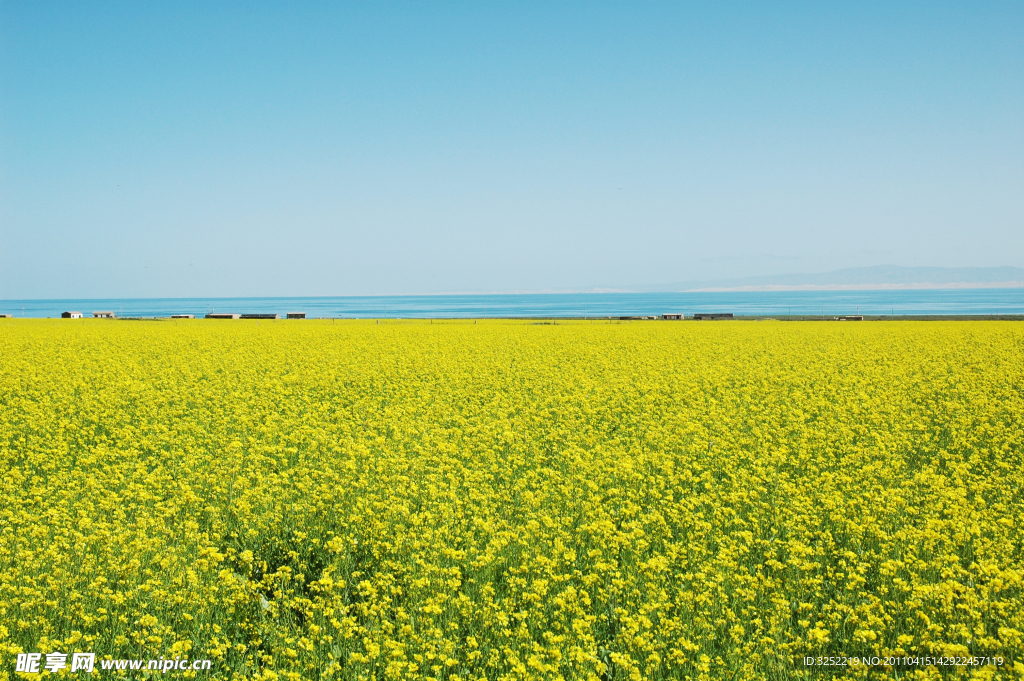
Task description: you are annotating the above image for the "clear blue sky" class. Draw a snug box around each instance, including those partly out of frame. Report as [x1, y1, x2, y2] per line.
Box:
[2, 2, 1022, 298]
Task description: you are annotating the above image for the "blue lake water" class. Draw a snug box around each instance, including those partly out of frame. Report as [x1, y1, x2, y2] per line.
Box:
[3, 289, 1023, 318]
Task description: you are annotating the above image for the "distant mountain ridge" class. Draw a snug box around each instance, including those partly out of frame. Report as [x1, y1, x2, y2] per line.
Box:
[655, 266, 1024, 292]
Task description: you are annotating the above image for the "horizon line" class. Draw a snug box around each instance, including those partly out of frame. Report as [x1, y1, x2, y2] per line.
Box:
[4, 281, 1024, 302]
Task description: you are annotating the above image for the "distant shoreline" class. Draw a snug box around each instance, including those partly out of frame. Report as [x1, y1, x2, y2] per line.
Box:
[684, 281, 1024, 293]
[3, 289, 1021, 319]
[5, 314, 1022, 322]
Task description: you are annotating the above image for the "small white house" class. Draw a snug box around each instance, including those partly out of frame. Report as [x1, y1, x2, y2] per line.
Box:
[61, 311, 83, 319]
[662, 313, 685, 320]
[92, 311, 116, 318]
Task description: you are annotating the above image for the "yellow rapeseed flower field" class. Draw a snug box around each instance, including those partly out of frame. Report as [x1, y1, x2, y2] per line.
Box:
[1, 319, 1022, 680]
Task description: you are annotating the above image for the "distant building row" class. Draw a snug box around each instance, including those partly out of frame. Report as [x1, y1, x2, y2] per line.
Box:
[660, 313, 734, 320]
[61, 311, 115, 319]
[205, 312, 307, 319]
[28, 311, 751, 321]
[54, 311, 309, 319]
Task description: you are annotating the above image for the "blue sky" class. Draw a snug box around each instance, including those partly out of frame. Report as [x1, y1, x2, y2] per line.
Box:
[2, 2, 1022, 297]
